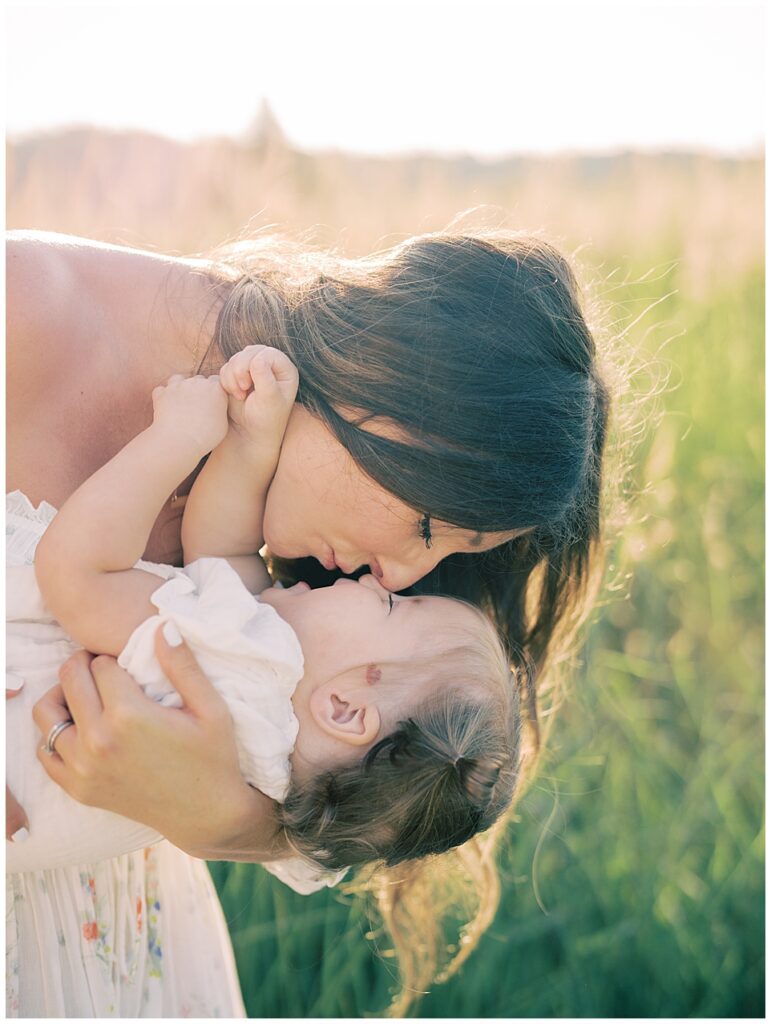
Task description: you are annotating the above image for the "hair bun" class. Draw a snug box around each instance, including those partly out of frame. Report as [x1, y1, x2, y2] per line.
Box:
[453, 756, 503, 807]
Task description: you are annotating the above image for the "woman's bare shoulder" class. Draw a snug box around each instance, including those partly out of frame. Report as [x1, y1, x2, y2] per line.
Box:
[7, 230, 210, 276]
[7, 230, 88, 336]
[10, 232, 144, 347]
[8, 231, 189, 331]
[7, 231, 214, 385]
[7, 233, 95, 407]
[7, 232, 225, 511]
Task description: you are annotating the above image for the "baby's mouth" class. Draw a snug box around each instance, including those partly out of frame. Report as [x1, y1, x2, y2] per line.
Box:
[281, 581, 311, 594]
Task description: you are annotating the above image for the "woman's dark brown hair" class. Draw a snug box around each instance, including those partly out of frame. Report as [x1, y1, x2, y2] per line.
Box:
[209, 226, 612, 1013]
[213, 230, 609, 673]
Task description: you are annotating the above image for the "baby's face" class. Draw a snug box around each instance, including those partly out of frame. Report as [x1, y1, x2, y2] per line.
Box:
[260, 574, 479, 683]
[261, 575, 496, 784]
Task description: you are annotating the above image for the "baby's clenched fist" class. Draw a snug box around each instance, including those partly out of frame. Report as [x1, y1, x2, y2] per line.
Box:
[219, 346, 299, 454]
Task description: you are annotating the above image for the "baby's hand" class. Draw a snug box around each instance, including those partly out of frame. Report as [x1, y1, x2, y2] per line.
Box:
[219, 346, 299, 453]
[151, 374, 229, 456]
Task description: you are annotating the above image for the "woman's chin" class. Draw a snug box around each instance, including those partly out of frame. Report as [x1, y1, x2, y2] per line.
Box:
[264, 529, 319, 567]
[262, 526, 297, 560]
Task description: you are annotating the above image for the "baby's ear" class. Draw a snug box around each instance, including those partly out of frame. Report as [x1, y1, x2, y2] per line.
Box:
[309, 675, 381, 747]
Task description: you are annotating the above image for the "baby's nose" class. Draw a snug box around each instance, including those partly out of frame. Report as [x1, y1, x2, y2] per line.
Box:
[358, 573, 389, 595]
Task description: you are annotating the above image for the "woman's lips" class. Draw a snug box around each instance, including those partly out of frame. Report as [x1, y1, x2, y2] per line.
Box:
[369, 558, 384, 580]
[319, 545, 364, 575]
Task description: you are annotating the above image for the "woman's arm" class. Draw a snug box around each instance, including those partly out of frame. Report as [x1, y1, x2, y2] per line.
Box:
[32, 633, 289, 862]
[34, 375, 228, 655]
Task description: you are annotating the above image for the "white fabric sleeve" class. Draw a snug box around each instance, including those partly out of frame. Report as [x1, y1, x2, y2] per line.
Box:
[261, 857, 348, 895]
[118, 559, 304, 803]
[119, 561, 348, 894]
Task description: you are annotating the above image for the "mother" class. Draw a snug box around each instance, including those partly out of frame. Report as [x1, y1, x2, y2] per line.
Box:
[7, 227, 609, 1015]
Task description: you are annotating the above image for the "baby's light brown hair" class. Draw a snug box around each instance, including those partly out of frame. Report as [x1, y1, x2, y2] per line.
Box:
[279, 605, 520, 871]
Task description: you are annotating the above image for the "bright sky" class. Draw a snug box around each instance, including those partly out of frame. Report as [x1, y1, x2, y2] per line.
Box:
[5, 1, 765, 156]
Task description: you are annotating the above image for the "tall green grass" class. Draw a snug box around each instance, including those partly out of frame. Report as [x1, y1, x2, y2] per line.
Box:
[211, 262, 764, 1017]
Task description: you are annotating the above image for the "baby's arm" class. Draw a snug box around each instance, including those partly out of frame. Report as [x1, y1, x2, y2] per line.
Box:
[181, 346, 299, 592]
[34, 375, 228, 656]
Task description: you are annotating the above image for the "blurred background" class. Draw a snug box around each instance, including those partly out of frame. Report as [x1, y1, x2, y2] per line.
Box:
[7, 1, 764, 1017]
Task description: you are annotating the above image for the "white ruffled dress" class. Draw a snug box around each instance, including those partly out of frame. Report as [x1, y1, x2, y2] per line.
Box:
[6, 491, 341, 1018]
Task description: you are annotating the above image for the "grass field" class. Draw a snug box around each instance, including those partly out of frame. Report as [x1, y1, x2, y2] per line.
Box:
[9, 129, 764, 1017]
[210, 262, 764, 1018]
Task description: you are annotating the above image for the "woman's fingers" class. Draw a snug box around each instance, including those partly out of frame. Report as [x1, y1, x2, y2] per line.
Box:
[59, 650, 105, 728]
[153, 623, 229, 720]
[81, 653, 145, 711]
[31, 649, 100, 737]
[6, 786, 29, 841]
[31, 681, 79, 763]
[25, 645, 274, 857]
[32, 680, 70, 735]
[32, 650, 117, 765]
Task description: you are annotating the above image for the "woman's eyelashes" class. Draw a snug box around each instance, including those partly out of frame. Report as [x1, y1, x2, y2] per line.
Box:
[387, 594, 395, 615]
[418, 513, 433, 549]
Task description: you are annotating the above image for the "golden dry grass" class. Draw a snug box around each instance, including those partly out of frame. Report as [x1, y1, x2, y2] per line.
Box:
[7, 129, 762, 301]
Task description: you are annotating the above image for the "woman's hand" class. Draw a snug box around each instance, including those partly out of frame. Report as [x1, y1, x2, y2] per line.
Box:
[151, 373, 229, 458]
[219, 345, 299, 454]
[32, 627, 288, 862]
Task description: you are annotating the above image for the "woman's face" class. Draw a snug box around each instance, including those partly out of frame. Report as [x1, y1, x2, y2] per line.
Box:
[263, 405, 518, 592]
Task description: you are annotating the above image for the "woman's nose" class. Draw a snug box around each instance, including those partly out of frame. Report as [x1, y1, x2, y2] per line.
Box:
[374, 554, 440, 594]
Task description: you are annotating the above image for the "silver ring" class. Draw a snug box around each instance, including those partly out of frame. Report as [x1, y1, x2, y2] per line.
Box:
[42, 718, 74, 756]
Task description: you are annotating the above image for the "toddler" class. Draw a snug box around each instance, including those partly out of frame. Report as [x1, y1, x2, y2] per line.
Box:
[7, 347, 520, 889]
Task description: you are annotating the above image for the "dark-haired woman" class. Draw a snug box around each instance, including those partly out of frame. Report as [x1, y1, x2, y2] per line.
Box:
[7, 227, 610, 1016]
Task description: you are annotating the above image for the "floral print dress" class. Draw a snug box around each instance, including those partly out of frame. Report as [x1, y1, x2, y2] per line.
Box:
[6, 843, 242, 1017]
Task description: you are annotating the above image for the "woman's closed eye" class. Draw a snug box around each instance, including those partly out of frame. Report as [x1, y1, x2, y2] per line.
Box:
[418, 513, 433, 549]
[387, 594, 395, 615]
